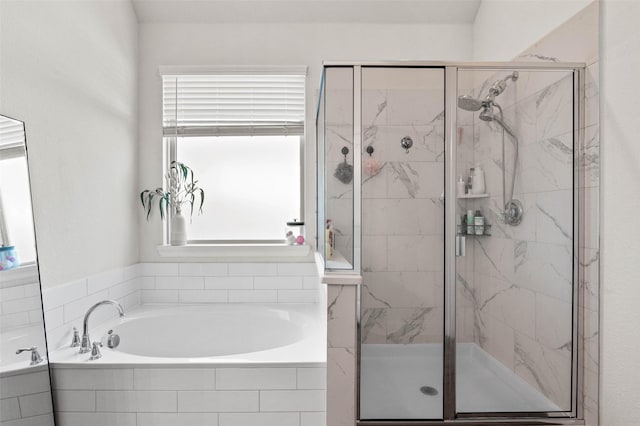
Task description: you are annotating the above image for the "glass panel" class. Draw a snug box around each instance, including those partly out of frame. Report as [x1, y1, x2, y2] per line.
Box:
[177, 135, 301, 241]
[455, 69, 575, 413]
[359, 67, 445, 420]
[323, 67, 354, 269]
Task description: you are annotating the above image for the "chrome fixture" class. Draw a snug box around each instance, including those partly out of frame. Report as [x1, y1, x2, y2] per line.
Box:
[70, 327, 81, 347]
[79, 300, 124, 354]
[104, 329, 121, 349]
[400, 136, 413, 153]
[90, 342, 103, 361]
[457, 72, 523, 226]
[16, 347, 43, 365]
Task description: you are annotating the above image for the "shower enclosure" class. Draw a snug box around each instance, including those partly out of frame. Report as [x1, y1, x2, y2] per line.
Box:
[317, 62, 586, 423]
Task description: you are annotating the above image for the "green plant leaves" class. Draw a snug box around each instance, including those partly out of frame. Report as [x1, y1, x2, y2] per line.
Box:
[139, 162, 205, 221]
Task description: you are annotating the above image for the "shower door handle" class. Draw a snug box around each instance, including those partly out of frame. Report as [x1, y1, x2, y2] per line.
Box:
[456, 236, 466, 257]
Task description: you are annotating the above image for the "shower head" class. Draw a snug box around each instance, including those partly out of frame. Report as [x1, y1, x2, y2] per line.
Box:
[479, 103, 517, 139]
[479, 105, 495, 122]
[457, 95, 483, 111]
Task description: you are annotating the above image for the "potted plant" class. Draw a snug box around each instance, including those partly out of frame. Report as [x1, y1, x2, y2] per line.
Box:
[140, 161, 205, 246]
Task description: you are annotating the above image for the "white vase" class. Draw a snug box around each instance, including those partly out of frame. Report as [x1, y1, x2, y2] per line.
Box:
[171, 210, 187, 246]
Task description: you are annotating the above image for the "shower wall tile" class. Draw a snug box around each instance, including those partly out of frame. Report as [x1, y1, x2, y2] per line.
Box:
[327, 347, 355, 426]
[534, 293, 573, 353]
[327, 285, 356, 349]
[465, 61, 598, 416]
[514, 332, 572, 411]
[536, 75, 574, 141]
[585, 63, 599, 129]
[326, 284, 356, 426]
[368, 125, 445, 163]
[514, 241, 573, 303]
[385, 307, 442, 344]
[535, 190, 573, 245]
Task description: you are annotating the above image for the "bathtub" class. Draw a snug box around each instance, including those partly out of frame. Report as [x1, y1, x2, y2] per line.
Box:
[1, 323, 48, 375]
[49, 303, 327, 424]
[50, 303, 326, 365]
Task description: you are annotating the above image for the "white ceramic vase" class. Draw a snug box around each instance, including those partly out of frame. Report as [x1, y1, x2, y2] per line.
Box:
[171, 209, 187, 246]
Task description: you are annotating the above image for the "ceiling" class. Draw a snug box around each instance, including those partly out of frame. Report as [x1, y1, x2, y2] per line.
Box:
[131, 0, 482, 24]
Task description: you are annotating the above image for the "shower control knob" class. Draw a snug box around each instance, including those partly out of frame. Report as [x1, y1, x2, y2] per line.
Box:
[401, 136, 413, 153]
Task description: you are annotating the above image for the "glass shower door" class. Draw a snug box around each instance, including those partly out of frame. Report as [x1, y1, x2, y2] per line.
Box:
[359, 66, 446, 420]
[454, 68, 577, 415]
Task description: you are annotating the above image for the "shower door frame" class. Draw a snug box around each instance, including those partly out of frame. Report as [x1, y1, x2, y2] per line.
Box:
[327, 61, 588, 425]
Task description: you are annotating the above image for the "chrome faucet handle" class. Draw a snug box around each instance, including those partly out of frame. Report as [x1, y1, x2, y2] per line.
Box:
[89, 341, 103, 361]
[70, 327, 81, 347]
[79, 332, 91, 354]
[16, 347, 43, 365]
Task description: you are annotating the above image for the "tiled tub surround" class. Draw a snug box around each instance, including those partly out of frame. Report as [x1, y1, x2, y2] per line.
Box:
[0, 367, 54, 426]
[50, 365, 326, 426]
[0, 267, 55, 425]
[40, 261, 325, 425]
[0, 265, 44, 332]
[42, 261, 321, 351]
[49, 302, 326, 426]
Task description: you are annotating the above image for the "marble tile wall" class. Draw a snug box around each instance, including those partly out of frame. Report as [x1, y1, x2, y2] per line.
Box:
[326, 284, 356, 426]
[359, 68, 446, 345]
[456, 61, 599, 414]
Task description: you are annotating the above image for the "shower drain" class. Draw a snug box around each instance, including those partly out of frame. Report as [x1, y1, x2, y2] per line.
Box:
[419, 386, 439, 396]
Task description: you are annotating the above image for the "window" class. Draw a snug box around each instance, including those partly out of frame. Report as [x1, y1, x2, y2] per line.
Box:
[161, 68, 306, 243]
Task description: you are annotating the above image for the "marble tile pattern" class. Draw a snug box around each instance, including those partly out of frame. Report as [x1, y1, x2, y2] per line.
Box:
[359, 68, 446, 345]
[326, 284, 356, 426]
[456, 62, 599, 416]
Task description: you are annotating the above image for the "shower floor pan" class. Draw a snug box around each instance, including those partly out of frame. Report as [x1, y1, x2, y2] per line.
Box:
[360, 342, 560, 419]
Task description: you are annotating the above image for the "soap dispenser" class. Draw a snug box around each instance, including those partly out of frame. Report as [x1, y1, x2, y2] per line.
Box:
[471, 164, 486, 195]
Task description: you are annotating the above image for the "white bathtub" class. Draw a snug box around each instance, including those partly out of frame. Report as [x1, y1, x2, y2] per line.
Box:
[50, 303, 326, 366]
[1, 323, 48, 375]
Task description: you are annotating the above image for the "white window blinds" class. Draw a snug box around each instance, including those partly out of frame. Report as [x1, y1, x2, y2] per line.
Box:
[0, 116, 26, 160]
[162, 69, 306, 137]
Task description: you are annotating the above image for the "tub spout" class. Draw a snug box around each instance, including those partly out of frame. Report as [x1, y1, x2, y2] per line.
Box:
[79, 300, 124, 354]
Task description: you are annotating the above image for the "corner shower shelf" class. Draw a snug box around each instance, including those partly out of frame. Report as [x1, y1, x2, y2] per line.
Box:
[457, 193, 489, 199]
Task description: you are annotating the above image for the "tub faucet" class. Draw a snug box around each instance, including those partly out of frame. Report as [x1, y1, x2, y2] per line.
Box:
[80, 300, 124, 354]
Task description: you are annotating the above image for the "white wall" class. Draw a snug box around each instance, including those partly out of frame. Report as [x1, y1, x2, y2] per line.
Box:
[138, 22, 472, 262]
[0, 1, 139, 287]
[600, 0, 640, 423]
[473, 0, 593, 61]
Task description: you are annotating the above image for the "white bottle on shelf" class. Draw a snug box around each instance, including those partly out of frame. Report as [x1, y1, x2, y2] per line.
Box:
[457, 176, 466, 196]
[471, 164, 485, 195]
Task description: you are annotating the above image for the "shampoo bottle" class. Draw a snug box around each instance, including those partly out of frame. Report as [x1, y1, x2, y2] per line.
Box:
[457, 176, 466, 196]
[472, 164, 486, 195]
[466, 209, 474, 235]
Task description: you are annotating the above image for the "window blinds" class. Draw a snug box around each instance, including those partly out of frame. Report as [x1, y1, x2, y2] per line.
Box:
[0, 116, 26, 160]
[162, 71, 305, 137]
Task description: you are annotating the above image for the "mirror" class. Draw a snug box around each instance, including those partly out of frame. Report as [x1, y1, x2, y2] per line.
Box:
[0, 115, 55, 425]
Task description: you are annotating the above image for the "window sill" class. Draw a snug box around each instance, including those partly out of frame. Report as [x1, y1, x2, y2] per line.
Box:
[156, 243, 312, 261]
[0, 263, 39, 288]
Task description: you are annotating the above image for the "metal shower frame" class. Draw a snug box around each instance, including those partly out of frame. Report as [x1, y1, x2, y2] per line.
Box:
[319, 60, 587, 425]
